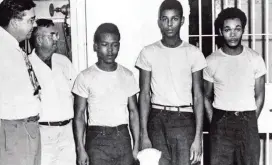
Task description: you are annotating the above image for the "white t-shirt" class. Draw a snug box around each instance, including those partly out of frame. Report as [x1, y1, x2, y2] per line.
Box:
[0, 27, 41, 120]
[135, 41, 207, 110]
[203, 46, 267, 111]
[72, 64, 139, 126]
[29, 51, 77, 122]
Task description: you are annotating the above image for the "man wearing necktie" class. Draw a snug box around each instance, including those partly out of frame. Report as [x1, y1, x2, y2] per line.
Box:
[0, 0, 42, 165]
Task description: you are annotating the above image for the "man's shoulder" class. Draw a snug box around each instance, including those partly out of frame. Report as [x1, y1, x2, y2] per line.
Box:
[141, 41, 161, 53]
[243, 46, 261, 59]
[81, 64, 97, 75]
[118, 64, 134, 76]
[53, 53, 72, 64]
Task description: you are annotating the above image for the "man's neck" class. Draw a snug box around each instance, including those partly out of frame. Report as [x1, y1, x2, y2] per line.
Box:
[222, 44, 243, 56]
[35, 49, 53, 69]
[161, 35, 182, 48]
[96, 61, 117, 72]
[4, 26, 22, 42]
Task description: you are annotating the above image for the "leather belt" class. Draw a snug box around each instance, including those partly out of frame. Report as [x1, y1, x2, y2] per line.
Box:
[88, 124, 128, 131]
[214, 108, 255, 116]
[39, 119, 71, 126]
[151, 103, 193, 112]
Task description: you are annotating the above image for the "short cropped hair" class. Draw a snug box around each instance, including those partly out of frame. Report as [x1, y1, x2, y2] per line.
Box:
[93, 23, 120, 43]
[30, 19, 54, 48]
[0, 0, 36, 27]
[159, 0, 183, 18]
[215, 7, 247, 33]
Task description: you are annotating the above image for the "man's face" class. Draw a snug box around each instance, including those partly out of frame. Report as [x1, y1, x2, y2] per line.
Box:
[39, 25, 59, 55]
[95, 33, 120, 64]
[158, 9, 184, 38]
[15, 8, 36, 41]
[220, 18, 244, 48]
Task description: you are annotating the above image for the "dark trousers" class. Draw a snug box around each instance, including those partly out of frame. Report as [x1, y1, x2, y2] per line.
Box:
[86, 124, 134, 165]
[148, 108, 196, 165]
[210, 109, 260, 165]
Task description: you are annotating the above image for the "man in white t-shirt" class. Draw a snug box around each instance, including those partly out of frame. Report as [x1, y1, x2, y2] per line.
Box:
[29, 19, 77, 165]
[135, 0, 206, 164]
[72, 23, 140, 165]
[204, 8, 266, 165]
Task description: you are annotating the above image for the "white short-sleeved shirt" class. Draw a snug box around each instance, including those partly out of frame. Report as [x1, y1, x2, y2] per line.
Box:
[0, 27, 41, 120]
[72, 64, 139, 126]
[135, 41, 207, 110]
[203, 46, 267, 111]
[29, 51, 77, 122]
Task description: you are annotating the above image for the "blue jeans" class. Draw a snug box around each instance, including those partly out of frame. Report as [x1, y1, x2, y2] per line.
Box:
[210, 109, 260, 165]
[86, 124, 134, 165]
[148, 108, 196, 165]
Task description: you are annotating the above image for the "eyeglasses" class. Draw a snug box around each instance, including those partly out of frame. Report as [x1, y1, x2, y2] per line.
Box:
[42, 32, 59, 40]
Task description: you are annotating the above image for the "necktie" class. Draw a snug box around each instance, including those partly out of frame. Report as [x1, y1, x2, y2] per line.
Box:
[21, 49, 42, 101]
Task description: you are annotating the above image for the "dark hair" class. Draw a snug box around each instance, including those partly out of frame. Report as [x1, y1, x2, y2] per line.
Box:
[30, 19, 54, 48]
[0, 0, 36, 27]
[215, 7, 247, 33]
[93, 23, 120, 43]
[159, 0, 183, 18]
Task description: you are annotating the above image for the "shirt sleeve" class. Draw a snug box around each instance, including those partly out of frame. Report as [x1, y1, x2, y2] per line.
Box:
[191, 48, 207, 73]
[254, 55, 267, 79]
[127, 73, 140, 97]
[135, 47, 152, 71]
[203, 55, 214, 83]
[72, 72, 89, 98]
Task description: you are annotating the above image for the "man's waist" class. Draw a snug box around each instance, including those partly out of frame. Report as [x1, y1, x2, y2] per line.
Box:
[151, 103, 193, 112]
[39, 118, 72, 126]
[213, 108, 256, 116]
[1, 115, 40, 123]
[87, 124, 128, 133]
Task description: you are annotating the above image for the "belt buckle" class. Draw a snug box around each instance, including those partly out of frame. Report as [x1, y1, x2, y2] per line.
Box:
[234, 111, 239, 116]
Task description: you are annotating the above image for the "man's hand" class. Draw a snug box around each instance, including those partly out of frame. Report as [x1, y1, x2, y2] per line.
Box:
[190, 138, 202, 164]
[132, 147, 139, 160]
[140, 134, 152, 150]
[76, 149, 89, 165]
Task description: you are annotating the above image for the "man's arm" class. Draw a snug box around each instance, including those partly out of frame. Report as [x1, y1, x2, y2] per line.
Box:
[138, 68, 152, 150]
[73, 94, 89, 165]
[190, 70, 204, 164]
[204, 80, 214, 123]
[255, 75, 265, 118]
[128, 94, 140, 160]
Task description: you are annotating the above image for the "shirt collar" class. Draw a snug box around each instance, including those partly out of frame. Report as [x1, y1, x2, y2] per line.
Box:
[0, 26, 20, 49]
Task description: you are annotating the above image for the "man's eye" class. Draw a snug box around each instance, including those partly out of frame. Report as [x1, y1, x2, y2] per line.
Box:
[173, 17, 179, 21]
[224, 29, 230, 32]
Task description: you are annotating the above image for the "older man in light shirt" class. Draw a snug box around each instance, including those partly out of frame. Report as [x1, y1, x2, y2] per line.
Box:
[29, 19, 77, 165]
[0, 0, 42, 165]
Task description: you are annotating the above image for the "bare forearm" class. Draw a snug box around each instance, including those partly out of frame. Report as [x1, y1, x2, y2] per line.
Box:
[255, 94, 265, 118]
[129, 109, 140, 150]
[139, 92, 150, 134]
[73, 114, 86, 152]
[204, 97, 213, 123]
[193, 96, 204, 139]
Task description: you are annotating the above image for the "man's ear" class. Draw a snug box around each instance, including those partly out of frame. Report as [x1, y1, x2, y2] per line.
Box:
[9, 18, 19, 29]
[93, 42, 98, 52]
[219, 28, 223, 36]
[157, 19, 162, 29]
[36, 35, 43, 46]
[180, 16, 185, 26]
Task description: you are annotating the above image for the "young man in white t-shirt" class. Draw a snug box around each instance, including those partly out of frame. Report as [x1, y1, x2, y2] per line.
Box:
[72, 23, 140, 165]
[204, 8, 266, 165]
[135, 0, 206, 164]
